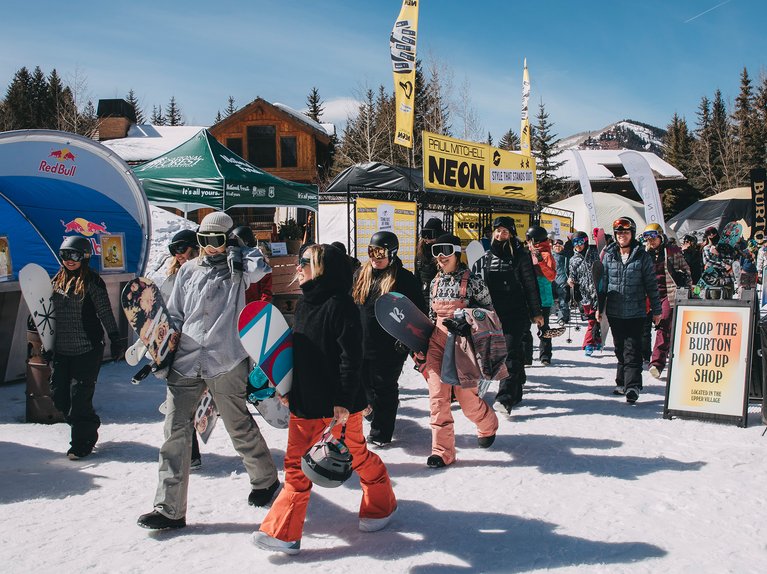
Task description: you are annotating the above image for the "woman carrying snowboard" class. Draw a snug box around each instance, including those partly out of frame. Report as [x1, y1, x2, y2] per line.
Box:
[352, 231, 426, 446]
[423, 234, 498, 469]
[255, 244, 397, 555]
[50, 236, 125, 460]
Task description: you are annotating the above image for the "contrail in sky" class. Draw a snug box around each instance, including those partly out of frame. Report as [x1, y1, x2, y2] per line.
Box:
[684, 0, 733, 23]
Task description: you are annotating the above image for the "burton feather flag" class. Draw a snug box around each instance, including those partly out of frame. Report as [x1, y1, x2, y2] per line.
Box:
[390, 0, 419, 148]
[520, 58, 531, 156]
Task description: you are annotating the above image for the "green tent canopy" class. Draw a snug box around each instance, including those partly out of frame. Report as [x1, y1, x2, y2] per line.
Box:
[132, 129, 318, 212]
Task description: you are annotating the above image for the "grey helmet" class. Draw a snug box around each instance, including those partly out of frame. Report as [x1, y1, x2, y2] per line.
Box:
[300, 423, 353, 488]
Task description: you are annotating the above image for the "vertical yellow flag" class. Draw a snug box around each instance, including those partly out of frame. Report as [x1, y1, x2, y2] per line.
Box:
[520, 58, 531, 156]
[390, 0, 419, 148]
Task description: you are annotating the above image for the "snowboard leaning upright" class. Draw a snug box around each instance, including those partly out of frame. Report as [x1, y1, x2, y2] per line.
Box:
[19, 263, 56, 353]
[237, 301, 292, 429]
[375, 292, 435, 355]
[120, 277, 180, 371]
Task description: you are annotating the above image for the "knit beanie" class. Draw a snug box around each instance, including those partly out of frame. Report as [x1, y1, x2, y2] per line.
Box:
[199, 211, 233, 234]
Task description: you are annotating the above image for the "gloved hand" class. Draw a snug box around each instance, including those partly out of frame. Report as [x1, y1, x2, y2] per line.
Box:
[227, 235, 245, 248]
[227, 245, 243, 279]
[443, 316, 472, 337]
[109, 335, 127, 362]
[394, 339, 410, 355]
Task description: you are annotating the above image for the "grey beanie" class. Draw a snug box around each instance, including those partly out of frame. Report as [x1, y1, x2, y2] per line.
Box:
[199, 211, 233, 234]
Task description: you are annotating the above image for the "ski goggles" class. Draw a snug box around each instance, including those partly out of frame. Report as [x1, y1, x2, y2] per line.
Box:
[59, 249, 85, 262]
[431, 243, 461, 257]
[642, 230, 661, 240]
[612, 218, 634, 232]
[298, 256, 312, 268]
[168, 241, 195, 255]
[571, 237, 587, 246]
[196, 232, 227, 249]
[420, 228, 438, 240]
[367, 245, 388, 260]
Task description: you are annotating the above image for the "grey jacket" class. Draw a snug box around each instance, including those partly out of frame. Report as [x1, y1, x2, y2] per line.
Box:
[167, 247, 271, 378]
[601, 241, 662, 319]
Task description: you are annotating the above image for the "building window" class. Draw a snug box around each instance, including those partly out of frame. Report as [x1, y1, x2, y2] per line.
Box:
[247, 125, 276, 168]
[280, 136, 297, 168]
[226, 137, 243, 157]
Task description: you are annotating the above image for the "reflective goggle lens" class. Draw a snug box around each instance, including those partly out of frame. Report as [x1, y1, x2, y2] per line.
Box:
[642, 230, 660, 240]
[169, 241, 194, 255]
[572, 238, 586, 246]
[196, 233, 227, 249]
[368, 246, 388, 260]
[59, 249, 84, 262]
[431, 243, 461, 257]
[612, 218, 633, 232]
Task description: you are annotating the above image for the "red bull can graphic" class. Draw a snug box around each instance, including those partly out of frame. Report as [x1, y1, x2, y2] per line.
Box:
[40, 147, 77, 176]
[60, 218, 109, 238]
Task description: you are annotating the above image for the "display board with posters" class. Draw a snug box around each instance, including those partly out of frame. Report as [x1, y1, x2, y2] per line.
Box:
[540, 207, 574, 241]
[423, 131, 537, 202]
[453, 212, 531, 246]
[355, 198, 417, 271]
[664, 297, 754, 427]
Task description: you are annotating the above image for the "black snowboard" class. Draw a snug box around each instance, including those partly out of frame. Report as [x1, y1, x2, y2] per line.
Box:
[375, 292, 435, 354]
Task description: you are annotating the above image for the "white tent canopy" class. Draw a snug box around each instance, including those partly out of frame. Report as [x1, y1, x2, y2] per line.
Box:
[547, 192, 673, 238]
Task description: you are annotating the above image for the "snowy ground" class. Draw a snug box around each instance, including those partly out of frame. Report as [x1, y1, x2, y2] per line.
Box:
[1, 321, 766, 574]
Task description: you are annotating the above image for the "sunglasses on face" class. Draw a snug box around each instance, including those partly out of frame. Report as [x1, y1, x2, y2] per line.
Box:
[196, 232, 227, 249]
[298, 257, 311, 269]
[431, 243, 461, 257]
[368, 246, 388, 260]
[642, 231, 661, 240]
[59, 249, 85, 262]
[169, 241, 195, 255]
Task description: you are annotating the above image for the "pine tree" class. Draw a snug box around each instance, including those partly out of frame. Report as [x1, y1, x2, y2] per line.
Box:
[150, 105, 166, 126]
[410, 59, 428, 166]
[214, 110, 223, 124]
[732, 67, 762, 173]
[662, 113, 700, 216]
[691, 96, 717, 193]
[532, 100, 567, 204]
[29, 66, 50, 128]
[486, 132, 493, 146]
[48, 69, 76, 131]
[125, 89, 146, 124]
[225, 95, 237, 117]
[2, 66, 33, 130]
[77, 99, 98, 137]
[498, 128, 520, 151]
[305, 87, 324, 122]
[166, 97, 184, 126]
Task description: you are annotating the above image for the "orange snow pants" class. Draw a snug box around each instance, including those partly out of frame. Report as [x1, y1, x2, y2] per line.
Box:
[259, 412, 396, 543]
[424, 328, 499, 466]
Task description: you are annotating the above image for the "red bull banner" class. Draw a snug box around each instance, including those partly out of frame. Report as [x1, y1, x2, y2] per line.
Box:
[664, 302, 753, 427]
[390, 0, 419, 148]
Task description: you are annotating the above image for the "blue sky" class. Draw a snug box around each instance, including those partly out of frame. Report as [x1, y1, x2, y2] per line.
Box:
[2, 0, 765, 141]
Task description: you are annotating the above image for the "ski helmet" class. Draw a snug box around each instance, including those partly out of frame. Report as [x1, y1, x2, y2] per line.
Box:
[642, 222, 664, 242]
[526, 225, 548, 243]
[369, 231, 399, 260]
[231, 225, 256, 247]
[612, 216, 637, 237]
[168, 229, 197, 255]
[59, 236, 92, 257]
[300, 424, 353, 488]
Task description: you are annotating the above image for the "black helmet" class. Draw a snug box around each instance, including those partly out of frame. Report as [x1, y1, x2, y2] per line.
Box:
[168, 229, 197, 255]
[231, 225, 256, 247]
[526, 225, 548, 243]
[612, 216, 637, 236]
[369, 231, 399, 260]
[59, 236, 92, 257]
[492, 216, 517, 236]
[300, 423, 353, 488]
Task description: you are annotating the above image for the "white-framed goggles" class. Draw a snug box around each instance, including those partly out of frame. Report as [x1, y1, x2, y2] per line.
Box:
[431, 243, 462, 257]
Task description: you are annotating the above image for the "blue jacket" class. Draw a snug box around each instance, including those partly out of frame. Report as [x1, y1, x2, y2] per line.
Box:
[600, 241, 662, 319]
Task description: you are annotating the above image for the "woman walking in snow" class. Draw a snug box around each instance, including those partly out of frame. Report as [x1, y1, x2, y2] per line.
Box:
[255, 244, 397, 555]
[423, 234, 498, 469]
[50, 236, 125, 460]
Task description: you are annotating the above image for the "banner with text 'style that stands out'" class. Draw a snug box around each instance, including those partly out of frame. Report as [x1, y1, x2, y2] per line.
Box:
[390, 0, 419, 148]
[664, 303, 753, 427]
[750, 168, 766, 245]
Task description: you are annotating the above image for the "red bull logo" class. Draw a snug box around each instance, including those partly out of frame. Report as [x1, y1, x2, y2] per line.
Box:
[40, 147, 77, 177]
[60, 218, 110, 238]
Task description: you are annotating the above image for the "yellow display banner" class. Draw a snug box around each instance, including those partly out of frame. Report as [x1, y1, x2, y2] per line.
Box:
[666, 305, 752, 421]
[453, 212, 531, 245]
[423, 131, 537, 202]
[355, 198, 417, 271]
[539, 213, 573, 240]
[390, 0, 419, 148]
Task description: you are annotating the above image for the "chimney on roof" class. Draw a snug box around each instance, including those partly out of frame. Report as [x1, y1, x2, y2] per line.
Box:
[96, 99, 137, 141]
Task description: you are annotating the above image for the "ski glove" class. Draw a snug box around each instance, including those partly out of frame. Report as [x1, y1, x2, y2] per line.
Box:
[227, 246, 244, 280]
[443, 316, 472, 338]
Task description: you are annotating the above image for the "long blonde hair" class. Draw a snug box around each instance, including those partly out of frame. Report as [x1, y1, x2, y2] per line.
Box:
[292, 244, 324, 286]
[352, 259, 397, 305]
[52, 264, 93, 298]
[166, 247, 200, 277]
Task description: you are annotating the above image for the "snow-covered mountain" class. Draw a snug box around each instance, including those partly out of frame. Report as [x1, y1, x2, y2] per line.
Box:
[556, 119, 667, 156]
